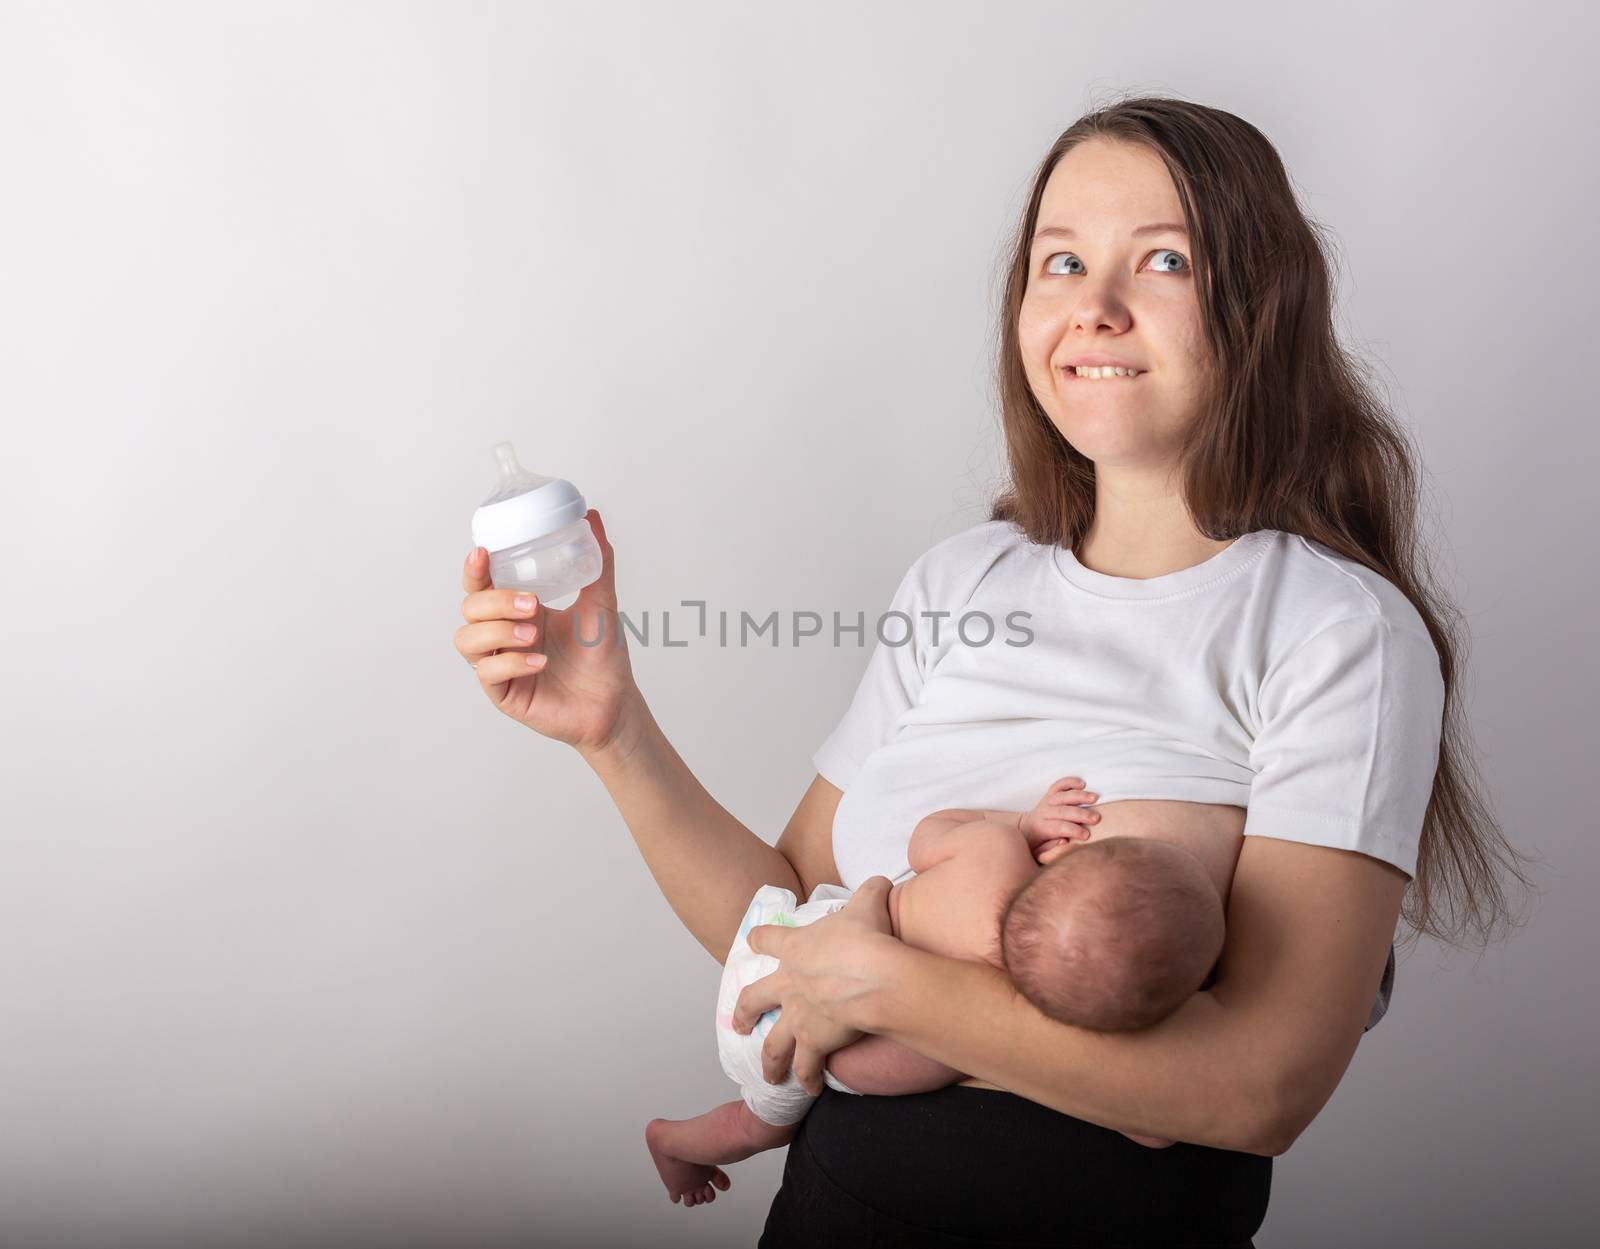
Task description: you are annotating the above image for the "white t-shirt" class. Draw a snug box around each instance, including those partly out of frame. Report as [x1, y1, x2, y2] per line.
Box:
[813, 519, 1446, 891]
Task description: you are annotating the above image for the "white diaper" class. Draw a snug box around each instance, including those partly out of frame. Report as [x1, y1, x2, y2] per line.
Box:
[714, 882, 864, 1127]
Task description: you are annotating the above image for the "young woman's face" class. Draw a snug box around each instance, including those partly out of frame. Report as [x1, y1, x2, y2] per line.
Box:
[1018, 138, 1213, 474]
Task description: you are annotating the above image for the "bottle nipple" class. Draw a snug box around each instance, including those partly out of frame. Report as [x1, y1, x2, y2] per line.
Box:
[481, 441, 556, 506]
[470, 439, 600, 596]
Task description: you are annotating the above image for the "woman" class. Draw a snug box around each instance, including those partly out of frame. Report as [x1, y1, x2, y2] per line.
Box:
[453, 96, 1527, 1247]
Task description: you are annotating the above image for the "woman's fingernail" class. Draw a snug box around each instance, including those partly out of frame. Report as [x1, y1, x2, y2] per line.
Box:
[526, 653, 547, 668]
[514, 594, 535, 612]
[514, 623, 535, 641]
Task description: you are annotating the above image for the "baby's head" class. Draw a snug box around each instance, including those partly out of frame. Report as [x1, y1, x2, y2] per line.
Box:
[999, 837, 1224, 1032]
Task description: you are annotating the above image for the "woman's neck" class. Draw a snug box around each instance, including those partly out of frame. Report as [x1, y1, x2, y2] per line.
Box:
[1076, 470, 1235, 580]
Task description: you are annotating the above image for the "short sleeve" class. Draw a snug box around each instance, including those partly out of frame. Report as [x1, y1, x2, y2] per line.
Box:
[1242, 615, 1446, 880]
[811, 556, 931, 792]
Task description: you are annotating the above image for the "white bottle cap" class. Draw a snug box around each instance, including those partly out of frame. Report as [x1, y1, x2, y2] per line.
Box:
[470, 442, 589, 553]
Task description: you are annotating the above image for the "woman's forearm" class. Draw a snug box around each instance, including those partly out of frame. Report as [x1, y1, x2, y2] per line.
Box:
[864, 942, 1283, 1155]
[580, 693, 801, 964]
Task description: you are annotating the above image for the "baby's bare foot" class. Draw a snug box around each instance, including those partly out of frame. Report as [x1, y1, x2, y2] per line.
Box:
[645, 1119, 733, 1207]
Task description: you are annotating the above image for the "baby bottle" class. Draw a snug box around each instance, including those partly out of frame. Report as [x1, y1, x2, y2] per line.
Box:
[470, 442, 603, 602]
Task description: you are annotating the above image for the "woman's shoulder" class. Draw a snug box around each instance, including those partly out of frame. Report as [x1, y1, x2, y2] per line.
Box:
[914, 517, 1031, 571]
[1252, 529, 1435, 648]
[898, 518, 1035, 604]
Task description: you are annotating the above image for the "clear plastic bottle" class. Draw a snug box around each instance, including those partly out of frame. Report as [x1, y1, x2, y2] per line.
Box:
[470, 442, 602, 602]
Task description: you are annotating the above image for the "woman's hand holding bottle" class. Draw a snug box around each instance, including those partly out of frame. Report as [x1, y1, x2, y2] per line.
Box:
[454, 508, 640, 758]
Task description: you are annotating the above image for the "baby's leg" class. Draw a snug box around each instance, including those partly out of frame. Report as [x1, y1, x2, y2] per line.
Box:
[1121, 1132, 1176, 1149]
[824, 1039, 1172, 1147]
[824, 1032, 968, 1095]
[644, 1099, 798, 1207]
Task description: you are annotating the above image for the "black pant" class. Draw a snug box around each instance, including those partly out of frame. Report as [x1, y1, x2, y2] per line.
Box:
[758, 1085, 1270, 1248]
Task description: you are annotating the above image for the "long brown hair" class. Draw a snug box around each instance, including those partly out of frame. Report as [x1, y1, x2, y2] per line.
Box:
[989, 92, 1534, 950]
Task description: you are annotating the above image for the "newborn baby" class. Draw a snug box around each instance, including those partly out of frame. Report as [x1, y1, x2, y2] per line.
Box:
[644, 777, 1236, 1208]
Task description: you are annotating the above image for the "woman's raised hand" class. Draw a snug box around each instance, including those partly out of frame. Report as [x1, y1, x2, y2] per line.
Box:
[455, 508, 640, 755]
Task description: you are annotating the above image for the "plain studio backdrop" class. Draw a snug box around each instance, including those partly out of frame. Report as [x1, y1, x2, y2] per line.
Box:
[1, 2, 1595, 1246]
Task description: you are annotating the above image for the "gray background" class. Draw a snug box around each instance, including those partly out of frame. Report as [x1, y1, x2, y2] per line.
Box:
[1, 2, 1595, 1245]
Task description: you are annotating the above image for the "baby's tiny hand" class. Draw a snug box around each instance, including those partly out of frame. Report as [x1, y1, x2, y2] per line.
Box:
[1033, 837, 1072, 865]
[1019, 775, 1100, 861]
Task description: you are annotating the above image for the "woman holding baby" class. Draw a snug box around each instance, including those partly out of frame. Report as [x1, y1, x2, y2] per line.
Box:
[453, 96, 1527, 1247]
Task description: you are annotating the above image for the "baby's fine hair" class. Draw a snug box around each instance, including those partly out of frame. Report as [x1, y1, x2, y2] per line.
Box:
[999, 838, 1225, 1032]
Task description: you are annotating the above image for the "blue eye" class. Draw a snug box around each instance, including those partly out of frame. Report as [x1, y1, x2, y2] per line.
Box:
[1043, 253, 1086, 276]
[1042, 249, 1189, 275]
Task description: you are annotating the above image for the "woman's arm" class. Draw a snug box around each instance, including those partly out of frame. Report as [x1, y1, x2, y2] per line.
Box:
[737, 834, 1406, 1156]
[582, 698, 841, 964]
[872, 836, 1404, 1154]
[459, 521, 842, 966]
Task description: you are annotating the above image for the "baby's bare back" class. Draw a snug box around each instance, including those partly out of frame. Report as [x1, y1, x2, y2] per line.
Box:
[891, 820, 1038, 967]
[950, 797, 1246, 1092]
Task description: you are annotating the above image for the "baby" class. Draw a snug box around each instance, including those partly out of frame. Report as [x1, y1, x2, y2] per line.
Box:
[644, 777, 1236, 1208]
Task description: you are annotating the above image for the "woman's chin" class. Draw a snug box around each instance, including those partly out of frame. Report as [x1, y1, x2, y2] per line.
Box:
[1049, 426, 1172, 468]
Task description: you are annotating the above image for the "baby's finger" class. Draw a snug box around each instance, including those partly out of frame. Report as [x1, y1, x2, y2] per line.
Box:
[1036, 810, 1098, 835]
[1045, 788, 1099, 807]
[1040, 802, 1098, 822]
[1047, 776, 1085, 792]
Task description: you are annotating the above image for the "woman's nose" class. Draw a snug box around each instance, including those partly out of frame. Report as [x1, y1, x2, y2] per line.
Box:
[1071, 283, 1131, 334]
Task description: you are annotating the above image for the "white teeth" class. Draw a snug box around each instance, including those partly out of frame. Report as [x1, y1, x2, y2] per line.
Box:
[1072, 365, 1139, 379]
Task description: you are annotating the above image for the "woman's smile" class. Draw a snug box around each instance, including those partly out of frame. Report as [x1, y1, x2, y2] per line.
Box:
[1060, 365, 1146, 383]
